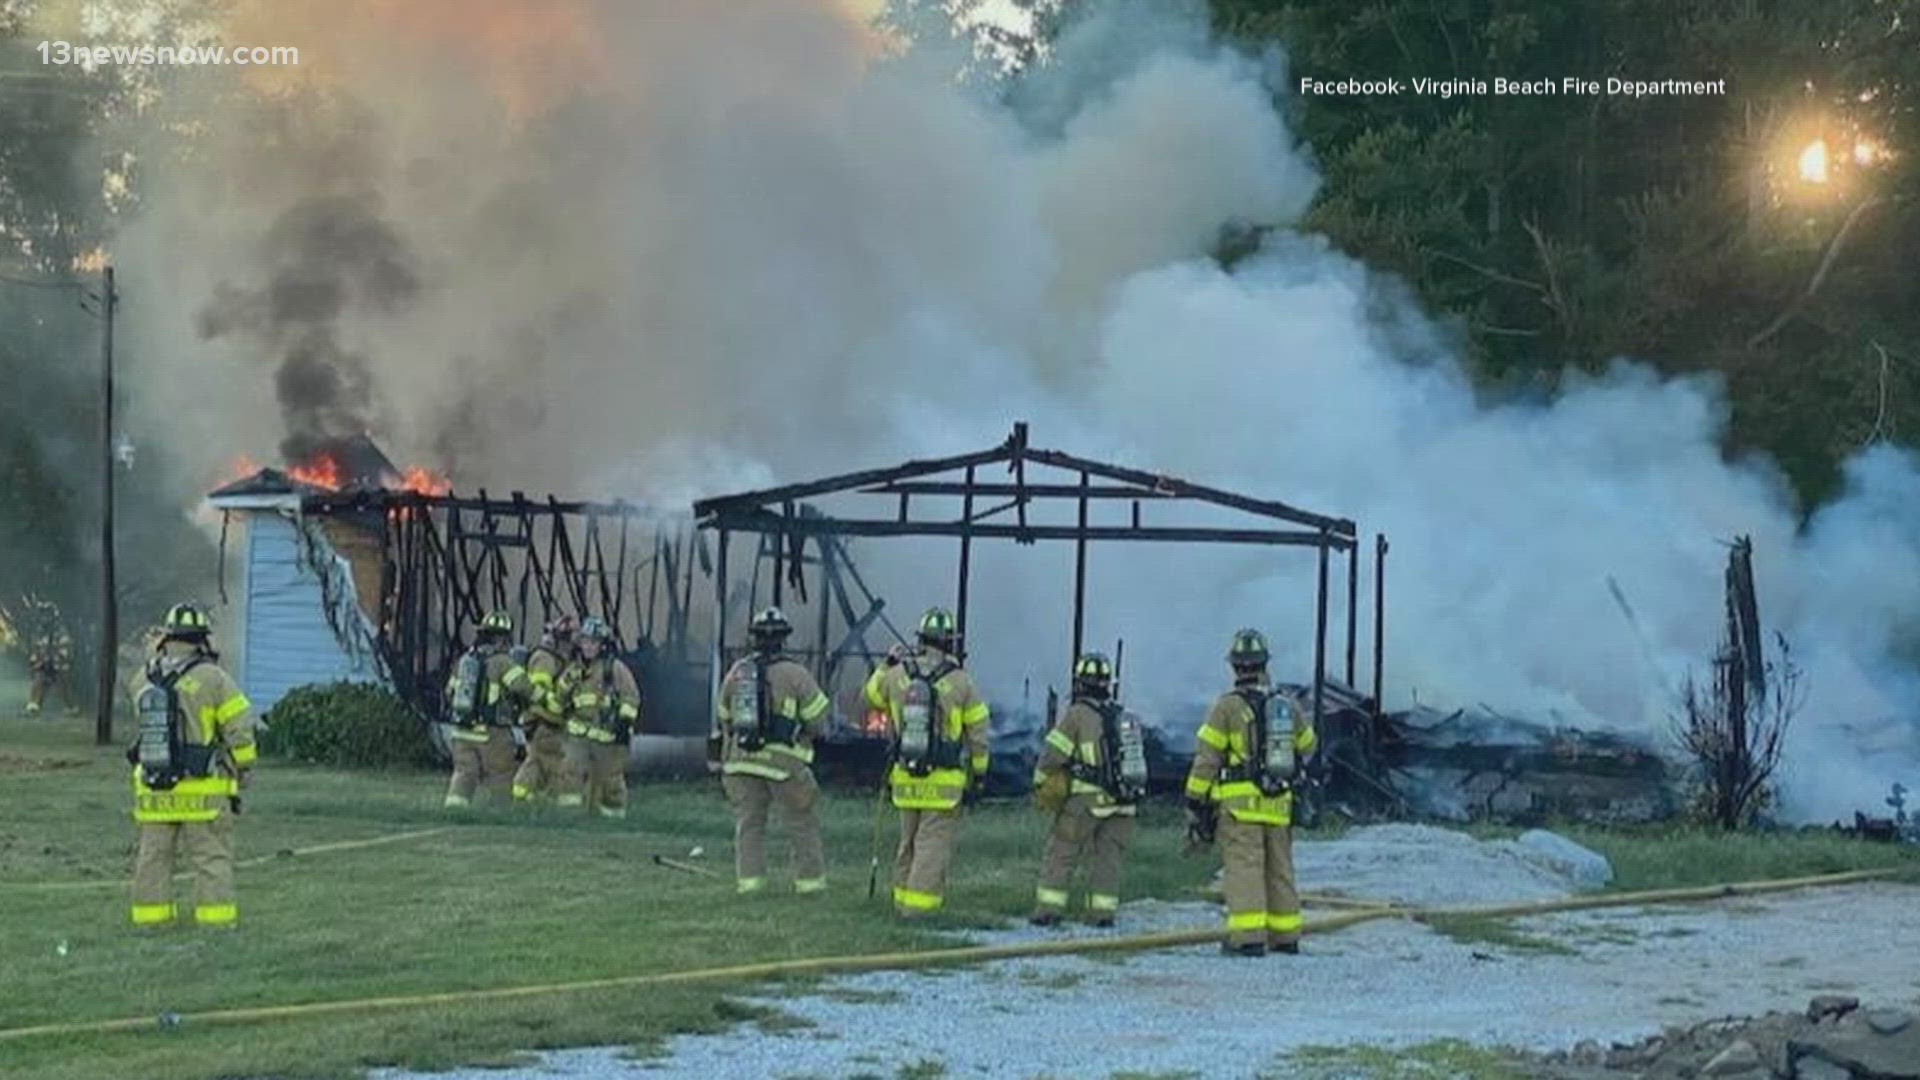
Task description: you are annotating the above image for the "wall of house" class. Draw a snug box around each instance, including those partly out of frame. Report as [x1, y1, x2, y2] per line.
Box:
[237, 510, 386, 715]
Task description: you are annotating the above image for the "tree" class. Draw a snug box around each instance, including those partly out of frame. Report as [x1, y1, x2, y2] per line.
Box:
[1214, 0, 1920, 505]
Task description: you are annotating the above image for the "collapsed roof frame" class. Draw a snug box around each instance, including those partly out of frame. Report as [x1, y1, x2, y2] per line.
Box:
[693, 422, 1390, 726]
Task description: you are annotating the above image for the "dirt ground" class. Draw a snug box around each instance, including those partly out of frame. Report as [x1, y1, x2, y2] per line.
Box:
[376, 827, 1920, 1080]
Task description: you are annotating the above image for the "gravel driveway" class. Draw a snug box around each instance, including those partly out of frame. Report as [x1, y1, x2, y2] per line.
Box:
[375, 827, 1920, 1080]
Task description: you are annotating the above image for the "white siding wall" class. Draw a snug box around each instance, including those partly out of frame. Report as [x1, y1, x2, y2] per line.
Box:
[238, 512, 383, 714]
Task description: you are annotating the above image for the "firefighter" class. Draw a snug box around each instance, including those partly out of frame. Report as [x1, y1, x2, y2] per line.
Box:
[863, 607, 991, 918]
[556, 616, 641, 818]
[509, 615, 577, 804]
[1185, 628, 1318, 956]
[126, 603, 257, 928]
[442, 611, 526, 809]
[24, 604, 76, 718]
[1029, 652, 1146, 928]
[712, 607, 833, 895]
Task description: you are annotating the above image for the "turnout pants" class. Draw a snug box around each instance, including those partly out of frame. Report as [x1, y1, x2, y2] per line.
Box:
[722, 769, 826, 894]
[512, 723, 568, 802]
[559, 737, 629, 817]
[445, 728, 518, 808]
[1219, 813, 1301, 949]
[892, 808, 961, 916]
[1033, 797, 1135, 919]
[25, 666, 72, 716]
[131, 816, 236, 927]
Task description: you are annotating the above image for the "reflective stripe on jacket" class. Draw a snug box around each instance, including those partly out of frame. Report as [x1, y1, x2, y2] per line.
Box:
[129, 646, 257, 823]
[715, 656, 831, 781]
[1183, 682, 1317, 826]
[447, 648, 527, 741]
[864, 649, 991, 810]
[560, 656, 641, 742]
[1033, 700, 1136, 819]
[520, 644, 572, 726]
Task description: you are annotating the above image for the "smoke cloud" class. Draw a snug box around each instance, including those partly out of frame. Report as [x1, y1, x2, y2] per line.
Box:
[194, 193, 421, 463]
[112, 0, 1920, 819]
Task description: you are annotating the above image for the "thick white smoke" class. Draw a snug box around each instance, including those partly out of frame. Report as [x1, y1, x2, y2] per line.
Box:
[117, 0, 1919, 819]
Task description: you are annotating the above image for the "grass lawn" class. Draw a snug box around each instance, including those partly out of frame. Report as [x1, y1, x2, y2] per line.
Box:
[2, 709, 1914, 1080]
[0, 714, 1213, 1080]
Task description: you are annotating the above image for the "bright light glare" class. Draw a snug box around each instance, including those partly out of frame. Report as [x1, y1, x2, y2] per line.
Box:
[1798, 139, 1831, 183]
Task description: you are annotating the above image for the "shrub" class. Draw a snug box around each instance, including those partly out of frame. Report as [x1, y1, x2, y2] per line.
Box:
[260, 681, 436, 770]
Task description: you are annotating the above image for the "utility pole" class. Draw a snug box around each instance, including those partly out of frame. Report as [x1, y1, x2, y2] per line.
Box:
[94, 264, 117, 747]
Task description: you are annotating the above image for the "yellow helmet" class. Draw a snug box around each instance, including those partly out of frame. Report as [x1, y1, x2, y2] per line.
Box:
[1228, 628, 1270, 666]
[1072, 652, 1114, 696]
[917, 606, 958, 648]
[162, 603, 212, 637]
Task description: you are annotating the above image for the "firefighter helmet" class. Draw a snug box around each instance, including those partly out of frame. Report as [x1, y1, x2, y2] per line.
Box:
[578, 616, 613, 644]
[1228, 628, 1270, 666]
[543, 614, 578, 641]
[161, 603, 212, 639]
[479, 610, 514, 636]
[748, 606, 792, 646]
[1072, 652, 1115, 697]
[917, 606, 958, 649]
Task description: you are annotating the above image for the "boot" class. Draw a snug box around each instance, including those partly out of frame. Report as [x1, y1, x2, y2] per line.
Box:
[1028, 911, 1063, 928]
[1271, 941, 1301, 955]
[1220, 941, 1266, 957]
[1087, 916, 1115, 929]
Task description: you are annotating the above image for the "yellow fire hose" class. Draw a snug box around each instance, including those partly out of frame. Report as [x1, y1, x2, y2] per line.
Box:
[0, 865, 1905, 1044]
[8, 828, 453, 892]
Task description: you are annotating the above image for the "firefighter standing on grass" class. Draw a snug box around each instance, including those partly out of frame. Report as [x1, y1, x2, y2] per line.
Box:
[24, 603, 77, 718]
[713, 607, 833, 895]
[442, 611, 526, 809]
[557, 616, 641, 818]
[1185, 628, 1318, 956]
[510, 615, 577, 803]
[863, 607, 991, 918]
[1029, 652, 1146, 928]
[127, 603, 257, 928]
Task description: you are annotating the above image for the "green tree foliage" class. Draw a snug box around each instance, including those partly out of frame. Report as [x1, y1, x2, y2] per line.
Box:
[1214, 0, 1919, 505]
[260, 681, 437, 770]
[0, 12, 218, 685]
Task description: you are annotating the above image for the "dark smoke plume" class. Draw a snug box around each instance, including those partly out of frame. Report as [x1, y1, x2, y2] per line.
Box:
[194, 193, 420, 463]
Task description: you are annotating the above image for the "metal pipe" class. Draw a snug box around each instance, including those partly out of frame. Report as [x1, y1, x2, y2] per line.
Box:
[1072, 471, 1090, 661]
[1345, 541, 1358, 686]
[1312, 532, 1329, 729]
[957, 465, 975, 641]
[712, 529, 729, 720]
[1373, 534, 1388, 713]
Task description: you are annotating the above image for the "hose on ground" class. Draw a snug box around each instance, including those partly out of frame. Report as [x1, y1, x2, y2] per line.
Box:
[0, 866, 1905, 1044]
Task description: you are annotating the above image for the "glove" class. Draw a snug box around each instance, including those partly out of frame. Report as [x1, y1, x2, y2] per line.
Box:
[1184, 798, 1217, 847]
[1032, 770, 1069, 814]
[884, 644, 906, 668]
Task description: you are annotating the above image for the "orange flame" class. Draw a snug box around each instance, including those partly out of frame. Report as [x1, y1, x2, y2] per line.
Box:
[224, 454, 264, 484]
[289, 454, 344, 491]
[394, 466, 453, 496]
[862, 708, 891, 736]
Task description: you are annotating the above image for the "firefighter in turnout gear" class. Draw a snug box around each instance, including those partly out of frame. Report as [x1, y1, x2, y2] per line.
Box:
[442, 611, 527, 809]
[1185, 629, 1318, 956]
[510, 615, 577, 803]
[1030, 652, 1144, 928]
[863, 606, 991, 917]
[23, 601, 76, 717]
[714, 607, 833, 895]
[556, 616, 641, 817]
[126, 604, 257, 928]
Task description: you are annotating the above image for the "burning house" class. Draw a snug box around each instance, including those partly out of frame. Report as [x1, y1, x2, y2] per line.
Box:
[204, 436, 901, 764]
[201, 426, 1680, 820]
